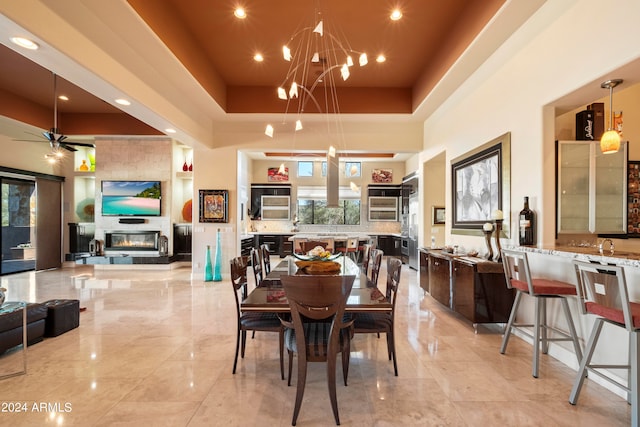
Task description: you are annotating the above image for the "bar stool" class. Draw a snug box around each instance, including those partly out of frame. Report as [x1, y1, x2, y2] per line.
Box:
[570, 260, 640, 425]
[500, 249, 583, 378]
[336, 237, 359, 262]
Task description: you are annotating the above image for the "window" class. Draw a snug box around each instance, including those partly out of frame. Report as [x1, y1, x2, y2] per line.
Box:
[297, 199, 360, 225]
[345, 162, 361, 177]
[296, 187, 361, 225]
[297, 161, 313, 177]
[321, 161, 327, 177]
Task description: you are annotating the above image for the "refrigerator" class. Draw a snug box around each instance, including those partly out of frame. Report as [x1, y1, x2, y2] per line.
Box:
[408, 194, 419, 270]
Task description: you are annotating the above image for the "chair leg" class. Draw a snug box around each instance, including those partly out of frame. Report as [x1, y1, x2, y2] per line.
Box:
[241, 330, 247, 358]
[540, 298, 549, 355]
[327, 350, 340, 425]
[500, 291, 522, 354]
[342, 347, 350, 386]
[533, 296, 542, 378]
[287, 350, 294, 387]
[630, 331, 640, 427]
[570, 318, 604, 404]
[387, 330, 398, 376]
[560, 297, 583, 363]
[233, 328, 241, 374]
[292, 355, 308, 426]
[279, 328, 285, 380]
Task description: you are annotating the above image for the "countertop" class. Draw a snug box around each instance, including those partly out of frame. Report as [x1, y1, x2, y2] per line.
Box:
[245, 231, 402, 237]
[506, 245, 640, 268]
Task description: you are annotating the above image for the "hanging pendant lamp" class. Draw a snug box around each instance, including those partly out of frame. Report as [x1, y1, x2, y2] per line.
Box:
[600, 79, 623, 154]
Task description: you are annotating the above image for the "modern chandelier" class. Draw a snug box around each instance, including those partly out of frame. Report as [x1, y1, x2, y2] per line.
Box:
[265, 7, 369, 204]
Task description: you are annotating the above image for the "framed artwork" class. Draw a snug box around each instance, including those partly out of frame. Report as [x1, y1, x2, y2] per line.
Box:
[268, 167, 289, 182]
[372, 168, 393, 183]
[432, 206, 445, 225]
[199, 189, 228, 223]
[628, 161, 640, 236]
[451, 132, 511, 236]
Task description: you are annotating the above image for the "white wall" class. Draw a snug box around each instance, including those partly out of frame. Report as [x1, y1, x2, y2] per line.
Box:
[422, 0, 640, 254]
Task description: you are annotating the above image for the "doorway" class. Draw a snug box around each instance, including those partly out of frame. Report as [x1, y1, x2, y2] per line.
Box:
[1, 177, 36, 275]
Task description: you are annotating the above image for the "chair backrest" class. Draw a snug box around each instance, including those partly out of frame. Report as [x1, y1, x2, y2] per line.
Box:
[230, 256, 250, 313]
[321, 238, 335, 253]
[369, 248, 384, 285]
[250, 247, 263, 287]
[501, 249, 535, 294]
[573, 260, 637, 331]
[260, 243, 271, 274]
[293, 237, 307, 254]
[345, 237, 358, 250]
[361, 243, 374, 274]
[385, 257, 402, 307]
[280, 274, 356, 358]
[301, 240, 328, 253]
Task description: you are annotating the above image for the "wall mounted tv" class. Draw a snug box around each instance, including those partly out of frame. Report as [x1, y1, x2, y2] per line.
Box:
[101, 180, 161, 216]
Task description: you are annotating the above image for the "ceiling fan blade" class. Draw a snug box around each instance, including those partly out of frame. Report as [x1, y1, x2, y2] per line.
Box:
[64, 141, 96, 148]
[60, 143, 78, 152]
[42, 131, 54, 141]
[13, 139, 47, 143]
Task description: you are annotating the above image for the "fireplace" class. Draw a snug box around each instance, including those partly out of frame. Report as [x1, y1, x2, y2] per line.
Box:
[104, 231, 160, 251]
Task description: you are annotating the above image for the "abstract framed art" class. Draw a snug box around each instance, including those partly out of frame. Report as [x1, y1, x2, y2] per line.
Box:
[199, 189, 228, 223]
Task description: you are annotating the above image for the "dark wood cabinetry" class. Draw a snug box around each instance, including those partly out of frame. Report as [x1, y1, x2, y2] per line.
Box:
[419, 249, 429, 292]
[428, 252, 451, 307]
[250, 184, 291, 219]
[173, 224, 192, 259]
[66, 222, 95, 260]
[428, 251, 514, 325]
[367, 184, 402, 197]
[376, 235, 401, 258]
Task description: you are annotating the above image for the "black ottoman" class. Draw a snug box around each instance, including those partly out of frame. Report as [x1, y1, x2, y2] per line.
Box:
[43, 299, 80, 337]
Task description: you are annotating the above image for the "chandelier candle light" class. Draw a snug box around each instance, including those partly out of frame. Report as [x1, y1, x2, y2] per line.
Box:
[264, 7, 369, 200]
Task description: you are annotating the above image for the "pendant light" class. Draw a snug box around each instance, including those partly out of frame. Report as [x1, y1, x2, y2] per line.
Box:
[600, 79, 623, 154]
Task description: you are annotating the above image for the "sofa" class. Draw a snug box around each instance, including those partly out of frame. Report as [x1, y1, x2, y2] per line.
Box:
[0, 302, 48, 353]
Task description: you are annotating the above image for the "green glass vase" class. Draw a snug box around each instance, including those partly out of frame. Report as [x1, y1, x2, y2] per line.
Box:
[213, 229, 222, 281]
[204, 245, 213, 282]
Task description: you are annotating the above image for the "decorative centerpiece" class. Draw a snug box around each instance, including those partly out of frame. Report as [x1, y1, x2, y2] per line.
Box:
[293, 246, 340, 261]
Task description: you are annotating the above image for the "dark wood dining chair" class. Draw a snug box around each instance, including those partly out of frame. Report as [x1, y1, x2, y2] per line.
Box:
[354, 257, 402, 376]
[369, 248, 384, 286]
[279, 274, 356, 426]
[360, 243, 374, 274]
[260, 243, 271, 275]
[250, 247, 264, 287]
[230, 256, 284, 379]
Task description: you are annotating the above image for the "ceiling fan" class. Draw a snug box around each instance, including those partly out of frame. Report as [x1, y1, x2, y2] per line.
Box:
[17, 72, 95, 154]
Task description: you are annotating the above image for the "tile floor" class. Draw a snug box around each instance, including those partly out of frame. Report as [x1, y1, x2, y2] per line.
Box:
[0, 258, 631, 426]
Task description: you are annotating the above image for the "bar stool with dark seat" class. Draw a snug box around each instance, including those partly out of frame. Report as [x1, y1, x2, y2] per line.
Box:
[570, 260, 640, 425]
[500, 249, 583, 378]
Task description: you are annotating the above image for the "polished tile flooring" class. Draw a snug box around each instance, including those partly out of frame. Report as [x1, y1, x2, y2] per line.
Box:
[0, 258, 631, 426]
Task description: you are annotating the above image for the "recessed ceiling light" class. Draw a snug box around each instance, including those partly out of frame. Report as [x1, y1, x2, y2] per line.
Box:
[115, 98, 131, 106]
[234, 7, 246, 19]
[58, 95, 69, 101]
[254, 53, 264, 62]
[165, 128, 176, 134]
[10, 36, 39, 50]
[376, 55, 386, 63]
[390, 9, 402, 21]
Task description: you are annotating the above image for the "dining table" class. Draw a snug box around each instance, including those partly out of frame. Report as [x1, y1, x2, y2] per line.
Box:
[241, 255, 392, 313]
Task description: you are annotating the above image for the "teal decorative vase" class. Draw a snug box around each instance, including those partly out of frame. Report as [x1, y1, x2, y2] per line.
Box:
[204, 245, 213, 282]
[213, 229, 223, 281]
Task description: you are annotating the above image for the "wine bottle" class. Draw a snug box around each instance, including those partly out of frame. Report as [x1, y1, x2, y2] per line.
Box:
[519, 196, 535, 246]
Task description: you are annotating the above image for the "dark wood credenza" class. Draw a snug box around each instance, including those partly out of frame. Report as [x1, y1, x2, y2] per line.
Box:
[426, 250, 515, 326]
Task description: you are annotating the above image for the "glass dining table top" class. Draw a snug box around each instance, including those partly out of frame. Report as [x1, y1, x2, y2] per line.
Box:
[241, 255, 391, 312]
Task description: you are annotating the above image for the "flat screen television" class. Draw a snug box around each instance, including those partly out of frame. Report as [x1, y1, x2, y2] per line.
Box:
[101, 180, 161, 216]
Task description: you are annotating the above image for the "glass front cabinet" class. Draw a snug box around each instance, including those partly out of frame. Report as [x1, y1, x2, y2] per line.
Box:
[557, 140, 627, 234]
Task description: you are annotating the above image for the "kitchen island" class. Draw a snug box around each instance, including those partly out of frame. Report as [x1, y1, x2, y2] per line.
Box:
[504, 244, 640, 400]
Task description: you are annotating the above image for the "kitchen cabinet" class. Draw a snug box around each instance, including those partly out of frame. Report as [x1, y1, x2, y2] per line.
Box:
[556, 140, 627, 234]
[419, 249, 429, 292]
[368, 196, 399, 221]
[250, 184, 291, 219]
[66, 222, 95, 260]
[428, 252, 451, 307]
[428, 252, 514, 325]
[367, 184, 401, 197]
[173, 224, 192, 259]
[376, 235, 400, 258]
[261, 195, 290, 220]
